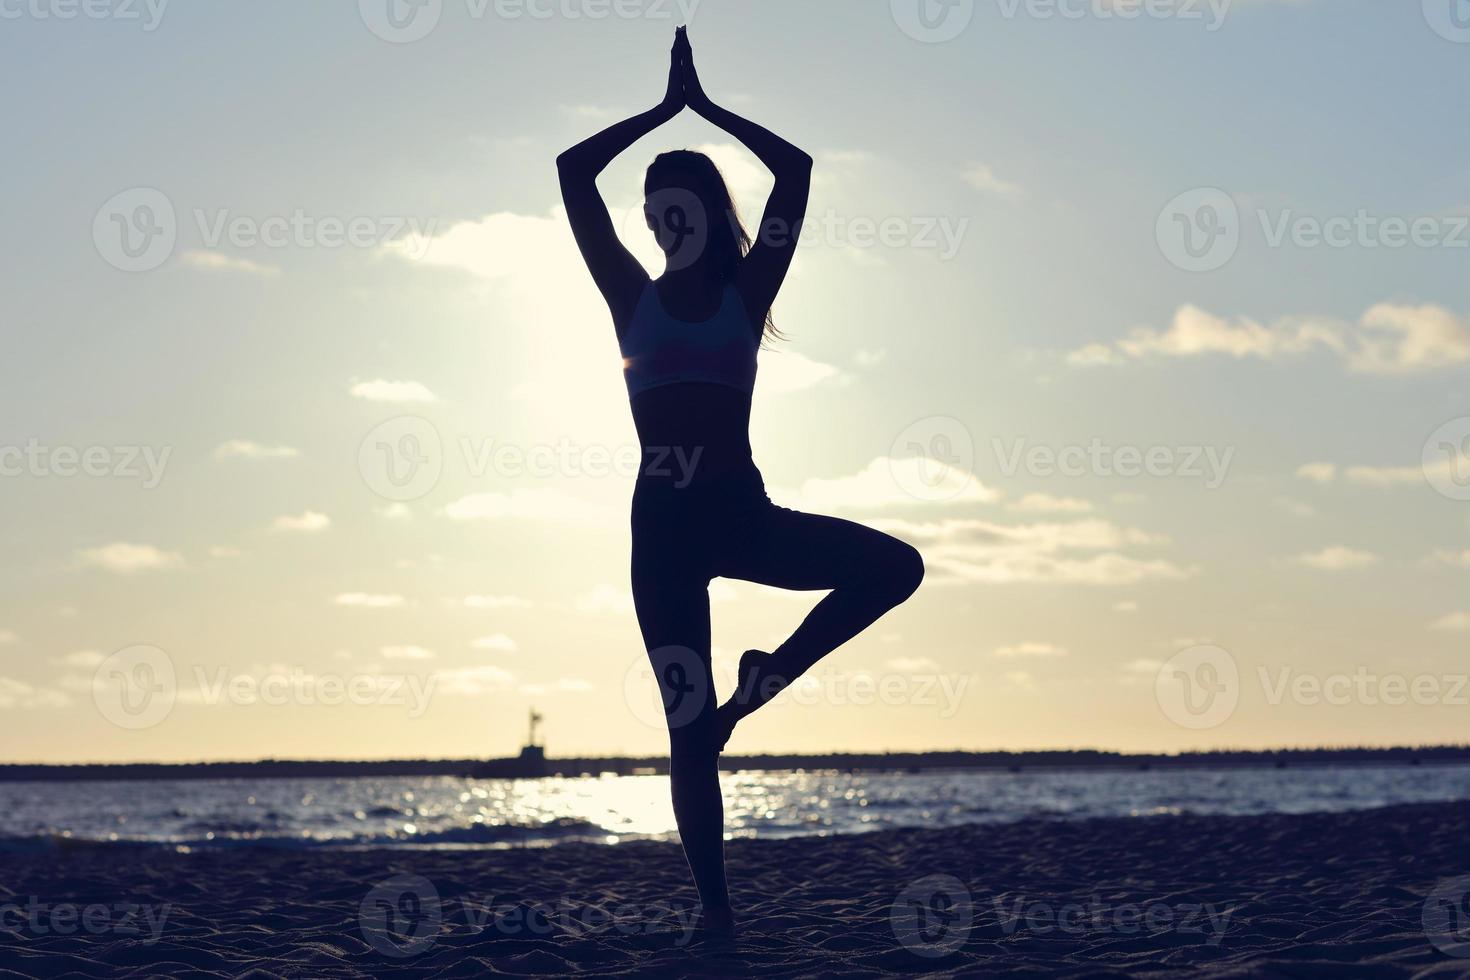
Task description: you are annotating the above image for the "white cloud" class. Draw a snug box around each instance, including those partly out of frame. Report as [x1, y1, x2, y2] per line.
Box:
[690, 142, 773, 214]
[461, 594, 534, 610]
[380, 645, 434, 660]
[209, 546, 243, 559]
[0, 629, 17, 645]
[1296, 462, 1337, 484]
[575, 584, 635, 615]
[471, 633, 518, 652]
[994, 642, 1067, 658]
[885, 656, 940, 672]
[214, 439, 299, 461]
[0, 677, 71, 710]
[1350, 303, 1470, 374]
[558, 104, 615, 121]
[785, 457, 999, 512]
[273, 511, 331, 533]
[855, 348, 887, 369]
[181, 250, 280, 277]
[1430, 612, 1470, 632]
[962, 164, 1024, 201]
[350, 379, 437, 403]
[1069, 302, 1470, 375]
[1343, 464, 1426, 487]
[1297, 456, 1466, 490]
[1067, 343, 1120, 367]
[1274, 497, 1317, 518]
[708, 579, 738, 603]
[1114, 601, 1139, 613]
[1118, 305, 1339, 361]
[58, 650, 105, 668]
[77, 542, 184, 574]
[759, 350, 845, 393]
[1007, 493, 1093, 514]
[443, 489, 607, 523]
[1002, 670, 1037, 691]
[378, 503, 413, 520]
[1123, 657, 1163, 675]
[1296, 546, 1378, 571]
[335, 593, 406, 608]
[1430, 549, 1470, 568]
[876, 517, 1189, 586]
[518, 678, 594, 696]
[433, 665, 516, 696]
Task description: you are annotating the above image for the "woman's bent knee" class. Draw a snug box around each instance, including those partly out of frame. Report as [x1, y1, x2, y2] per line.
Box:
[889, 540, 925, 601]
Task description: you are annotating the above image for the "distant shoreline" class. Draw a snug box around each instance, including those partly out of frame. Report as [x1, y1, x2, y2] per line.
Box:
[3, 745, 1469, 782]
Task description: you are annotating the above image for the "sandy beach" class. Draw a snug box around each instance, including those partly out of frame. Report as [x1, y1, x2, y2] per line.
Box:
[5, 801, 1470, 977]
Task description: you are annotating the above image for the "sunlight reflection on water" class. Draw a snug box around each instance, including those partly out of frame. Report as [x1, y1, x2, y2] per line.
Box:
[3, 764, 1470, 850]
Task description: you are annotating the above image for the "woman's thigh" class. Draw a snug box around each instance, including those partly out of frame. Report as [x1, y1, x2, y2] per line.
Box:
[714, 503, 916, 592]
[631, 532, 717, 734]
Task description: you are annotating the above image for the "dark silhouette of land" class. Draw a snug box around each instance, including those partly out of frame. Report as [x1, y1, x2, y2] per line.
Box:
[3, 744, 1468, 783]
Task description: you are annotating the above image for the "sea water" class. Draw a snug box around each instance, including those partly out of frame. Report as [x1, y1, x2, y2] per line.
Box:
[3, 763, 1468, 850]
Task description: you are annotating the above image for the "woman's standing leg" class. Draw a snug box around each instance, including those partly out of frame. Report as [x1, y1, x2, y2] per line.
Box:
[631, 547, 730, 919]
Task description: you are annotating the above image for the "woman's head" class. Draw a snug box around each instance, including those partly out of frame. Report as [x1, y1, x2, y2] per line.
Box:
[644, 150, 780, 342]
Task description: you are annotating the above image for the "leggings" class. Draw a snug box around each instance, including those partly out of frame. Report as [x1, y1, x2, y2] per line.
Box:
[629, 463, 925, 911]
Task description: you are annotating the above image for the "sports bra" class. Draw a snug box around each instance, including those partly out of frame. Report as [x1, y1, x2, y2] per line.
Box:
[619, 280, 758, 398]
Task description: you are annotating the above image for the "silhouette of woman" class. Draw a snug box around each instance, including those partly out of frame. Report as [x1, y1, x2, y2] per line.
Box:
[557, 28, 924, 934]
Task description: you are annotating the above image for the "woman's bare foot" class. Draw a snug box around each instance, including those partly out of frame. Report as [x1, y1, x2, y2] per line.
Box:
[699, 904, 736, 938]
[714, 649, 770, 753]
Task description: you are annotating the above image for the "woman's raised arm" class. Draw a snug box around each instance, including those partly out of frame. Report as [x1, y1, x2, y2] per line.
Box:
[556, 31, 686, 327]
[679, 32, 812, 323]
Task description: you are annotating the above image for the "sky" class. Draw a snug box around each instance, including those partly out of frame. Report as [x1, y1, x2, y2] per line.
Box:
[3, 0, 1469, 763]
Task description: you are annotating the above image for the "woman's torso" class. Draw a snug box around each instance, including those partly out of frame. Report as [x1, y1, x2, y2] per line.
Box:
[620, 276, 760, 487]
